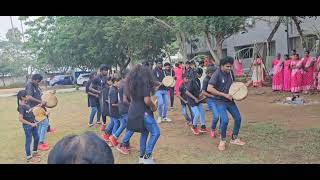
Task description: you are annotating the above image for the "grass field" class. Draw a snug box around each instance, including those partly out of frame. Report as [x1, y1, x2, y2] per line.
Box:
[1, 88, 320, 164]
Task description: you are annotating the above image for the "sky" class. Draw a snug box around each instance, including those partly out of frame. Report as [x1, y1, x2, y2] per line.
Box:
[0, 16, 25, 40]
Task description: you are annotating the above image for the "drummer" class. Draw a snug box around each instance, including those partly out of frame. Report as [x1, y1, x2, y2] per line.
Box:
[25, 74, 52, 151]
[207, 56, 245, 151]
[153, 59, 171, 123]
[163, 62, 176, 111]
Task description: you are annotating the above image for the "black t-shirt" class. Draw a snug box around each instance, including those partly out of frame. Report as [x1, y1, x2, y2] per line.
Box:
[187, 78, 201, 107]
[109, 85, 120, 118]
[100, 85, 110, 116]
[25, 82, 42, 108]
[118, 80, 129, 115]
[208, 68, 235, 103]
[202, 75, 213, 100]
[186, 67, 196, 79]
[127, 82, 152, 132]
[153, 67, 167, 91]
[88, 79, 100, 107]
[179, 83, 188, 105]
[18, 104, 35, 123]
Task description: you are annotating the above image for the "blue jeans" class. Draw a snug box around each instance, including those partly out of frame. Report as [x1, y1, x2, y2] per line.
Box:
[207, 99, 220, 130]
[122, 130, 134, 146]
[155, 90, 169, 118]
[105, 117, 119, 136]
[140, 114, 160, 157]
[23, 124, 39, 157]
[37, 118, 49, 143]
[181, 104, 192, 122]
[216, 102, 242, 140]
[191, 103, 206, 126]
[114, 114, 128, 138]
[89, 106, 101, 124]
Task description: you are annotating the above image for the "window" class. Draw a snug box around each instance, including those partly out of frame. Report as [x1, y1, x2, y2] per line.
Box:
[289, 37, 302, 52]
[267, 41, 276, 56]
[305, 35, 318, 51]
[222, 49, 227, 58]
[234, 45, 254, 59]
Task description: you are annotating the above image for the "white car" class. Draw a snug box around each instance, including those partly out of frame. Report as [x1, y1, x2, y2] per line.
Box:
[77, 73, 90, 86]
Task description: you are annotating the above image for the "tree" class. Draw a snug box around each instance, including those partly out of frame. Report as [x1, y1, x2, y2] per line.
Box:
[22, 16, 175, 72]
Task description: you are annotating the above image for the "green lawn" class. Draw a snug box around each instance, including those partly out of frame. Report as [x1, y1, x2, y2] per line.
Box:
[1, 91, 320, 164]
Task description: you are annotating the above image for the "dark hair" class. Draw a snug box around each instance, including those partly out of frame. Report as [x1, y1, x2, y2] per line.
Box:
[31, 74, 43, 81]
[190, 60, 196, 65]
[111, 77, 121, 83]
[206, 66, 216, 74]
[100, 64, 110, 71]
[48, 132, 114, 164]
[126, 64, 154, 99]
[196, 68, 203, 76]
[17, 90, 27, 111]
[164, 62, 171, 67]
[178, 61, 183, 64]
[89, 72, 96, 80]
[186, 61, 191, 65]
[292, 49, 296, 53]
[175, 63, 179, 67]
[220, 56, 234, 66]
[305, 50, 310, 54]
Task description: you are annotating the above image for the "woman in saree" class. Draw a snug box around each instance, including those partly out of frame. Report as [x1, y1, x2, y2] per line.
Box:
[234, 56, 244, 77]
[272, 53, 283, 91]
[290, 54, 303, 94]
[283, 54, 292, 92]
[301, 50, 316, 94]
[251, 55, 265, 88]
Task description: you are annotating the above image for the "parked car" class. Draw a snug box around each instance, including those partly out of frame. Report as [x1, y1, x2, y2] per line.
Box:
[77, 73, 90, 86]
[49, 75, 74, 86]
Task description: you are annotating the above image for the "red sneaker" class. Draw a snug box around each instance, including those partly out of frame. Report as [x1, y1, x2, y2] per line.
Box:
[48, 128, 56, 133]
[38, 144, 49, 151]
[109, 136, 118, 147]
[210, 130, 217, 138]
[116, 144, 129, 155]
[191, 127, 200, 135]
[100, 124, 106, 132]
[102, 134, 110, 142]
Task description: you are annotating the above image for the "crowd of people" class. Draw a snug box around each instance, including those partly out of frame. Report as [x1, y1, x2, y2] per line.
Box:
[82, 56, 247, 164]
[271, 50, 320, 94]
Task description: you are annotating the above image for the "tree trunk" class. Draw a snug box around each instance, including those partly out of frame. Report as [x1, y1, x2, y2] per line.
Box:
[177, 32, 188, 62]
[204, 31, 219, 64]
[1, 74, 6, 87]
[267, 17, 283, 42]
[215, 33, 224, 60]
[120, 57, 131, 73]
[291, 16, 306, 49]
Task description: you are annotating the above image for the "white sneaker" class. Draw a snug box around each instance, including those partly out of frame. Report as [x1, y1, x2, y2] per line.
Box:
[157, 117, 162, 124]
[138, 157, 144, 164]
[88, 123, 94, 127]
[142, 156, 155, 164]
[163, 117, 172, 122]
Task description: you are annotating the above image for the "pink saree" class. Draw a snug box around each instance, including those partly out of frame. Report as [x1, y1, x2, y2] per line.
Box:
[272, 59, 283, 91]
[283, 59, 292, 92]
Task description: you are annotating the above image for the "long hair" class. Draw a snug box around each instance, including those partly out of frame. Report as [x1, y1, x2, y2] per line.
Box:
[17, 90, 27, 111]
[126, 64, 154, 99]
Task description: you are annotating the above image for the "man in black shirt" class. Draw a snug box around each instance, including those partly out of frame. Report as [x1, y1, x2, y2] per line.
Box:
[163, 62, 176, 111]
[207, 56, 246, 151]
[153, 59, 171, 123]
[186, 68, 207, 135]
[87, 76, 101, 127]
[177, 74, 193, 125]
[201, 66, 227, 138]
[25, 74, 55, 134]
